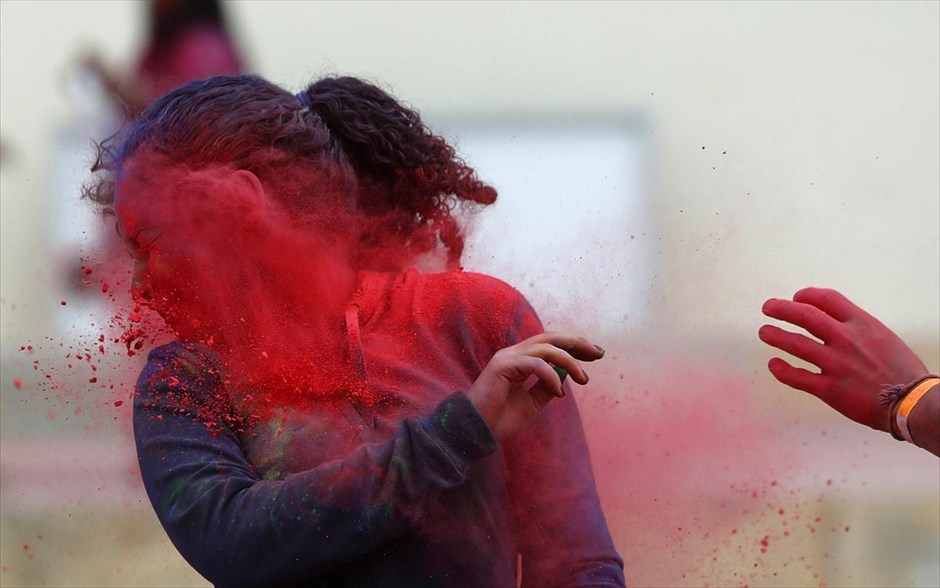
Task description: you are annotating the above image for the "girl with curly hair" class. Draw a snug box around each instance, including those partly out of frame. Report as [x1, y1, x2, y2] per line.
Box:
[90, 73, 624, 587]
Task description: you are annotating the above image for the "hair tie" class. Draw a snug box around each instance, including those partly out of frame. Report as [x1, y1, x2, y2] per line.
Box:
[294, 90, 316, 126]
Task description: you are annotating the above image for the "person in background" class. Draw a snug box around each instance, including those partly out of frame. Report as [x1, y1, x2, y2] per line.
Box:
[85, 0, 243, 115]
[85, 73, 625, 587]
[760, 287, 939, 457]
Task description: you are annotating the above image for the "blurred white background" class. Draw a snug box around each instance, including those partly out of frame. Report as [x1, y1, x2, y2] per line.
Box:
[1, 2, 938, 587]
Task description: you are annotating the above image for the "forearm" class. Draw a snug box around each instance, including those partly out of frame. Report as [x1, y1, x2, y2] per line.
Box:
[139, 391, 495, 586]
[135, 343, 497, 586]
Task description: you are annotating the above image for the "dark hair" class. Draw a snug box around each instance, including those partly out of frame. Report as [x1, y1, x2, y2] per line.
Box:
[87, 74, 496, 269]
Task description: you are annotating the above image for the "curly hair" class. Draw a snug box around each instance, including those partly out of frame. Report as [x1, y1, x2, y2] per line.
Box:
[87, 74, 496, 269]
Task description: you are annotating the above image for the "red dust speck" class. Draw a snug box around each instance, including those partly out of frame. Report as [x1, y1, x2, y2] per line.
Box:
[89, 377, 98, 383]
[114, 400, 124, 407]
[60, 299, 67, 306]
[13, 378, 23, 389]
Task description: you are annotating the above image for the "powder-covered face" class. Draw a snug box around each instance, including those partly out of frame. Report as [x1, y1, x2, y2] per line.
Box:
[114, 152, 273, 342]
[113, 150, 358, 407]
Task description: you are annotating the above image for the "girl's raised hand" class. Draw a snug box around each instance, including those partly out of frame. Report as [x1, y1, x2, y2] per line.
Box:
[467, 332, 604, 441]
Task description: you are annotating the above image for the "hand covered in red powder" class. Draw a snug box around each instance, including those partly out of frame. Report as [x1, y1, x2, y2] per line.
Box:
[468, 332, 604, 441]
[760, 287, 929, 432]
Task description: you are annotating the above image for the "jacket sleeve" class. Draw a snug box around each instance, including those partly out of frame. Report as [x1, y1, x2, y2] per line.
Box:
[134, 342, 497, 587]
[500, 296, 626, 587]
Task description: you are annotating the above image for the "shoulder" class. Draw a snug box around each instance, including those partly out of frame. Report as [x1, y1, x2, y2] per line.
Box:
[138, 341, 225, 397]
[134, 341, 241, 428]
[415, 270, 529, 327]
[415, 270, 541, 347]
[419, 270, 526, 310]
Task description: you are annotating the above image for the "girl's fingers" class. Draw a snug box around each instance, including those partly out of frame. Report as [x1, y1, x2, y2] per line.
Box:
[519, 332, 605, 362]
[761, 298, 844, 343]
[515, 355, 565, 397]
[767, 357, 827, 398]
[758, 324, 832, 371]
[527, 380, 558, 410]
[517, 343, 588, 385]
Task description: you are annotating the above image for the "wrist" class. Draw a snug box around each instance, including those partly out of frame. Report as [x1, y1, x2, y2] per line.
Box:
[907, 384, 940, 456]
[888, 396, 904, 439]
[896, 378, 940, 445]
[880, 374, 939, 439]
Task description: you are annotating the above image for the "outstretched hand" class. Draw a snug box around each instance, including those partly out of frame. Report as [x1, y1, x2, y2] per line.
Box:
[759, 287, 928, 432]
[467, 332, 604, 441]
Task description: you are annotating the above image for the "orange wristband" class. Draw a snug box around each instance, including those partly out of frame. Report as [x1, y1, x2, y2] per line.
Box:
[896, 377, 940, 444]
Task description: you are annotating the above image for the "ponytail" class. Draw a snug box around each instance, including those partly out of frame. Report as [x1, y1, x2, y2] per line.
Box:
[298, 77, 496, 269]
